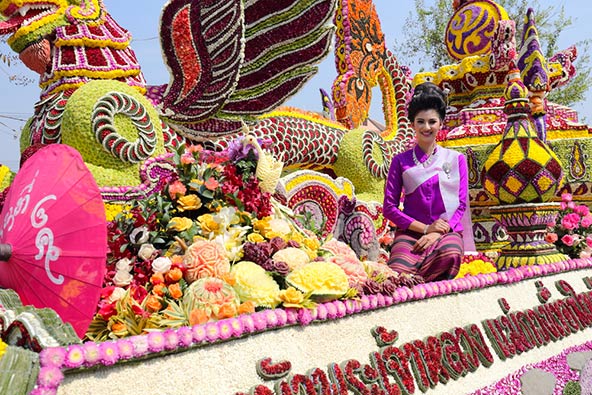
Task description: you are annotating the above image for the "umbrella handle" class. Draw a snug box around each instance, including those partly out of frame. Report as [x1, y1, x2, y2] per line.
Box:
[0, 244, 11, 261]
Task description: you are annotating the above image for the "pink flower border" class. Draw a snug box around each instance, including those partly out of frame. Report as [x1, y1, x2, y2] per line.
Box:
[30, 257, 592, 394]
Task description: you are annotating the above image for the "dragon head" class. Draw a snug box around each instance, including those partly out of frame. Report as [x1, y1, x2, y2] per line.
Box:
[0, 0, 102, 73]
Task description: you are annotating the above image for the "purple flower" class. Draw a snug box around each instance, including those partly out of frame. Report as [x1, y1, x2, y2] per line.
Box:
[131, 335, 149, 357]
[177, 327, 193, 347]
[297, 309, 313, 326]
[163, 329, 179, 351]
[228, 318, 244, 337]
[362, 279, 381, 295]
[36, 366, 64, 388]
[252, 312, 268, 331]
[147, 331, 166, 352]
[381, 278, 397, 295]
[217, 320, 233, 340]
[64, 345, 85, 369]
[226, 137, 257, 162]
[271, 260, 290, 276]
[192, 324, 207, 343]
[29, 387, 56, 395]
[39, 347, 66, 368]
[265, 310, 279, 327]
[99, 341, 119, 366]
[117, 339, 134, 360]
[82, 342, 101, 366]
[205, 322, 221, 342]
[269, 237, 288, 253]
[239, 315, 255, 334]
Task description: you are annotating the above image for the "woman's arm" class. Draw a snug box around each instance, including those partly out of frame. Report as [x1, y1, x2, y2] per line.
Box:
[447, 153, 468, 230]
[383, 156, 415, 230]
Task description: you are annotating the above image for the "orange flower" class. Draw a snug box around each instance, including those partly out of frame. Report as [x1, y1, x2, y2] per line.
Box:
[204, 177, 219, 191]
[189, 308, 209, 325]
[111, 322, 126, 333]
[150, 272, 165, 285]
[145, 295, 162, 312]
[165, 267, 183, 283]
[237, 300, 256, 315]
[168, 180, 187, 199]
[221, 272, 236, 286]
[152, 283, 166, 297]
[217, 303, 237, 320]
[168, 283, 183, 299]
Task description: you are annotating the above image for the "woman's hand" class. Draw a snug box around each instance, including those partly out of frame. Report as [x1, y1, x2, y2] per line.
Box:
[412, 232, 441, 253]
[426, 219, 450, 234]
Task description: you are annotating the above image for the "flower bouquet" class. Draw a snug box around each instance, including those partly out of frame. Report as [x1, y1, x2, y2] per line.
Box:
[545, 193, 592, 259]
[87, 139, 420, 341]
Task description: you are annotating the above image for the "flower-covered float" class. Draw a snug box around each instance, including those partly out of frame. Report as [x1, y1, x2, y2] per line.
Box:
[1, 0, 592, 394]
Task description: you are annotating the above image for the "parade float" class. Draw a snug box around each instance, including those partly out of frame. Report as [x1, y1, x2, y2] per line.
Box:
[1, 0, 592, 394]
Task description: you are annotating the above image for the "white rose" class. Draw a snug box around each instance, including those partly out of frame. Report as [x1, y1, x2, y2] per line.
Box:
[129, 226, 150, 245]
[113, 270, 133, 287]
[152, 256, 172, 274]
[115, 258, 132, 272]
[138, 243, 157, 261]
[107, 287, 126, 303]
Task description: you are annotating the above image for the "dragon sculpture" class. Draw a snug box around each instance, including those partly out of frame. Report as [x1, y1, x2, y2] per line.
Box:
[0, 0, 414, 201]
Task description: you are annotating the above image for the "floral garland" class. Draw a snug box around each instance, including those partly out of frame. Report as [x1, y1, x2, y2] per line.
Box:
[28, 258, 592, 394]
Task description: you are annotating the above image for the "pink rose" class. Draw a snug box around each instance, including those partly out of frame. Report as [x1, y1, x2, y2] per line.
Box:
[561, 213, 580, 231]
[545, 233, 558, 243]
[561, 234, 575, 247]
[562, 193, 573, 202]
[582, 215, 592, 228]
[568, 201, 576, 210]
[180, 153, 195, 164]
[587, 235, 592, 249]
[575, 205, 590, 217]
[546, 220, 557, 228]
[183, 240, 230, 283]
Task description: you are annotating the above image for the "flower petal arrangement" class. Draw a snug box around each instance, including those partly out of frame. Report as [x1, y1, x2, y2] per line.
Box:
[88, 139, 421, 341]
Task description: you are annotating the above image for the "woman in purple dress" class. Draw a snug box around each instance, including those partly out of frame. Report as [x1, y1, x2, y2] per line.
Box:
[383, 82, 468, 282]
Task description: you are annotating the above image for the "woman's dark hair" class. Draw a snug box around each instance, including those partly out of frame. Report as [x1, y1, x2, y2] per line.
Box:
[407, 82, 447, 122]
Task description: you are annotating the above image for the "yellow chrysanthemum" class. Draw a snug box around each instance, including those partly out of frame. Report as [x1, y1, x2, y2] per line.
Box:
[0, 339, 6, 360]
[286, 261, 349, 302]
[231, 261, 280, 308]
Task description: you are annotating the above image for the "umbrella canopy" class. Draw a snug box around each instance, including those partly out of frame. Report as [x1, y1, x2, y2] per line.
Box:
[0, 144, 107, 338]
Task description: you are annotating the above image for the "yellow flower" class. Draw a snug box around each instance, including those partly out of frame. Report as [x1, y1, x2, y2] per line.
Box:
[198, 213, 221, 234]
[253, 217, 272, 235]
[286, 261, 349, 302]
[0, 339, 6, 360]
[279, 287, 305, 307]
[231, 261, 280, 308]
[247, 233, 265, 243]
[168, 217, 194, 232]
[303, 236, 321, 252]
[104, 203, 127, 222]
[290, 230, 305, 244]
[177, 194, 202, 212]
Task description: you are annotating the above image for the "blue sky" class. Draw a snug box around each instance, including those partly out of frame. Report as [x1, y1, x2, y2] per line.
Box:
[0, 0, 590, 171]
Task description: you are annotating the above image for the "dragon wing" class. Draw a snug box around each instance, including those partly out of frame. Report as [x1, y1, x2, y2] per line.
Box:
[159, 0, 337, 138]
[159, 0, 245, 122]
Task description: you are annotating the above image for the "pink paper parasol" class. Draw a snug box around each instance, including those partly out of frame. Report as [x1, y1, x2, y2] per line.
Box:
[0, 144, 107, 338]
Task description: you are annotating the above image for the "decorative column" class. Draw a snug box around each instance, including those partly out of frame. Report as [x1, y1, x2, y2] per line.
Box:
[518, 8, 549, 142]
[481, 68, 567, 269]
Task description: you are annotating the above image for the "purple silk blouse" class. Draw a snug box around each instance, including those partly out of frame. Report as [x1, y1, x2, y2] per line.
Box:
[383, 145, 468, 232]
